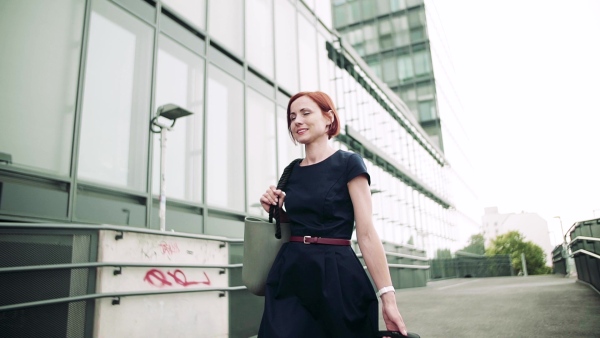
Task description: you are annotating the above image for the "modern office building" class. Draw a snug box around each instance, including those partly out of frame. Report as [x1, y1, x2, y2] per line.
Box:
[1, 0, 480, 336]
[332, 0, 444, 151]
[332, 0, 482, 248]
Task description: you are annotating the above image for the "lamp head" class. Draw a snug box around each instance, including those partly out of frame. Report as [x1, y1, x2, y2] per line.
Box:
[151, 103, 194, 132]
[157, 103, 193, 120]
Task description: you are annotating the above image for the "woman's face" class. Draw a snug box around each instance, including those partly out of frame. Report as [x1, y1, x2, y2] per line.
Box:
[289, 96, 334, 145]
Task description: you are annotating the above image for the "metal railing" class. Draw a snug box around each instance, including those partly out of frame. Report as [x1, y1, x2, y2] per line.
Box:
[1, 222, 433, 337]
[567, 218, 600, 293]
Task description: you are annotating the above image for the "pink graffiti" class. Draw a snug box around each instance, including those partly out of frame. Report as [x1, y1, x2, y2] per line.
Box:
[143, 269, 211, 287]
[159, 241, 180, 255]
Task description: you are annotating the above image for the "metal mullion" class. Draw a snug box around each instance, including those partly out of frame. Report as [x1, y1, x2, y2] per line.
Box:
[201, 0, 211, 233]
[68, 0, 93, 222]
[145, 1, 161, 230]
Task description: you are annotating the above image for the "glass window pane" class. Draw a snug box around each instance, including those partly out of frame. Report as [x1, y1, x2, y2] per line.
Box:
[78, 0, 154, 190]
[0, 0, 85, 175]
[298, 14, 319, 91]
[152, 34, 205, 202]
[246, 89, 276, 216]
[417, 82, 434, 100]
[382, 56, 396, 83]
[391, 0, 406, 12]
[363, 23, 379, 54]
[397, 54, 414, 81]
[408, 9, 423, 28]
[208, 0, 243, 56]
[317, 34, 334, 94]
[418, 100, 437, 121]
[246, 0, 274, 78]
[162, 0, 206, 30]
[277, 106, 303, 176]
[275, 0, 298, 93]
[376, 0, 391, 15]
[333, 5, 348, 27]
[206, 65, 244, 211]
[413, 50, 432, 76]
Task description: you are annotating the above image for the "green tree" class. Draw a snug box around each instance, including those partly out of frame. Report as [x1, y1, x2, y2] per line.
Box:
[459, 233, 485, 255]
[485, 231, 551, 275]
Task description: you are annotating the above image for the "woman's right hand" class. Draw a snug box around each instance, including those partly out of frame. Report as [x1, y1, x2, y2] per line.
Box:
[260, 185, 286, 213]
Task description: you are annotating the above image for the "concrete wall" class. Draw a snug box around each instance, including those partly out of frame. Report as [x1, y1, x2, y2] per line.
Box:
[94, 230, 229, 337]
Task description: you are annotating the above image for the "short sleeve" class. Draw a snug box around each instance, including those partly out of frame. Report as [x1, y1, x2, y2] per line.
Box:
[346, 153, 371, 185]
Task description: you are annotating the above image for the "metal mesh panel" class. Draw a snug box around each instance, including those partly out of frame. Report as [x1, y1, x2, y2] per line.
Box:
[0, 231, 94, 338]
[0, 300, 91, 338]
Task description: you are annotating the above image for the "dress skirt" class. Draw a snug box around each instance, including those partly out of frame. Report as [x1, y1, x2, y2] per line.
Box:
[258, 241, 379, 337]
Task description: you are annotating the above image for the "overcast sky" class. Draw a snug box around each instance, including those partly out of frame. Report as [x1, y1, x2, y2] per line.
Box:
[426, 0, 600, 245]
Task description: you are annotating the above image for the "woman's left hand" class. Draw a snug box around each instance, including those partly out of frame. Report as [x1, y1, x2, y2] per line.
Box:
[381, 292, 407, 336]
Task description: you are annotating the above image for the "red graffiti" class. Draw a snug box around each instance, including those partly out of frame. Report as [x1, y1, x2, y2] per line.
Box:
[143, 269, 210, 287]
[159, 241, 180, 255]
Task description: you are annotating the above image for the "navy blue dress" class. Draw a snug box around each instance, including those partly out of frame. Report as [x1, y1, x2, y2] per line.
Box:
[258, 150, 378, 337]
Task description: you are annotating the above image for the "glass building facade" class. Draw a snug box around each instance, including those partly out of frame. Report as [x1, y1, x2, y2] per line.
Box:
[332, 0, 444, 151]
[0, 0, 477, 259]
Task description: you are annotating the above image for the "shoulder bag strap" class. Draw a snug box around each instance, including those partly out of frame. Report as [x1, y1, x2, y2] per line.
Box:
[269, 158, 303, 239]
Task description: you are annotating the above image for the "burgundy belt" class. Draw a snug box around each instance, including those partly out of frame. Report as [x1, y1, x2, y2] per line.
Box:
[289, 236, 351, 246]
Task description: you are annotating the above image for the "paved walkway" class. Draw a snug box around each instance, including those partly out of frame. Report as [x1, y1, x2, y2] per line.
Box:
[382, 275, 600, 338]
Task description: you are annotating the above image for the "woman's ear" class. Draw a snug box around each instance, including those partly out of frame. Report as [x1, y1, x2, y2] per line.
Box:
[327, 110, 335, 125]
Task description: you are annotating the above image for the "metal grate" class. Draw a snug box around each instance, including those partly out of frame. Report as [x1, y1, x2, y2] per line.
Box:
[0, 300, 91, 338]
[0, 231, 94, 337]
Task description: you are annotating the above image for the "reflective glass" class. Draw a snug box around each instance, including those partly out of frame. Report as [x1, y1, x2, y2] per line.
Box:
[277, 106, 303, 176]
[397, 54, 414, 81]
[162, 0, 206, 30]
[246, 0, 274, 78]
[408, 9, 424, 28]
[363, 24, 379, 54]
[367, 60, 382, 80]
[208, 0, 243, 56]
[413, 50, 432, 76]
[391, 0, 406, 12]
[317, 35, 335, 95]
[206, 65, 244, 211]
[0, 0, 85, 175]
[275, 0, 298, 92]
[78, 0, 153, 190]
[152, 34, 205, 202]
[298, 14, 319, 90]
[246, 89, 276, 216]
[376, 0, 391, 15]
[382, 57, 396, 83]
[418, 100, 436, 121]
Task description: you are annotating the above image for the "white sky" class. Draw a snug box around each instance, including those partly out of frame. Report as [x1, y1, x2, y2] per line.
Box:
[426, 0, 600, 246]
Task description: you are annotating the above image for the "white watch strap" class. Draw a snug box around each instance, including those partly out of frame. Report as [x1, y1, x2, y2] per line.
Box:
[377, 286, 396, 297]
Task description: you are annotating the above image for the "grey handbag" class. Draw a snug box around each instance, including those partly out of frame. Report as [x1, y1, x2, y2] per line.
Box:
[242, 158, 302, 296]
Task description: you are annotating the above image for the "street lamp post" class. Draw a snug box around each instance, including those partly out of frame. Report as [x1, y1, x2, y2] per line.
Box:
[553, 215, 571, 276]
[151, 104, 194, 231]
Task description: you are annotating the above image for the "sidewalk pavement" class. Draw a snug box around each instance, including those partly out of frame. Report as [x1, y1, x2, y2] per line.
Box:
[381, 275, 600, 338]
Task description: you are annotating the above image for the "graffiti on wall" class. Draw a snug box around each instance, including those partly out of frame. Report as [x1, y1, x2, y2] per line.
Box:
[143, 269, 211, 288]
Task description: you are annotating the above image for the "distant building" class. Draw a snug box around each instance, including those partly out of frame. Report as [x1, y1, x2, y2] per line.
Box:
[482, 207, 553, 265]
[332, 0, 444, 151]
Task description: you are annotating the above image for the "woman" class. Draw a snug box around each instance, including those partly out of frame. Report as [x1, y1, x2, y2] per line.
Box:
[259, 91, 408, 337]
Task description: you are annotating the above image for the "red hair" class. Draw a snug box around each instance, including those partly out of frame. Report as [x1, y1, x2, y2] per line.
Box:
[286, 91, 340, 142]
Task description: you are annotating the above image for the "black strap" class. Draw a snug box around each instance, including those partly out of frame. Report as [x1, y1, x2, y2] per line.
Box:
[269, 158, 302, 239]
